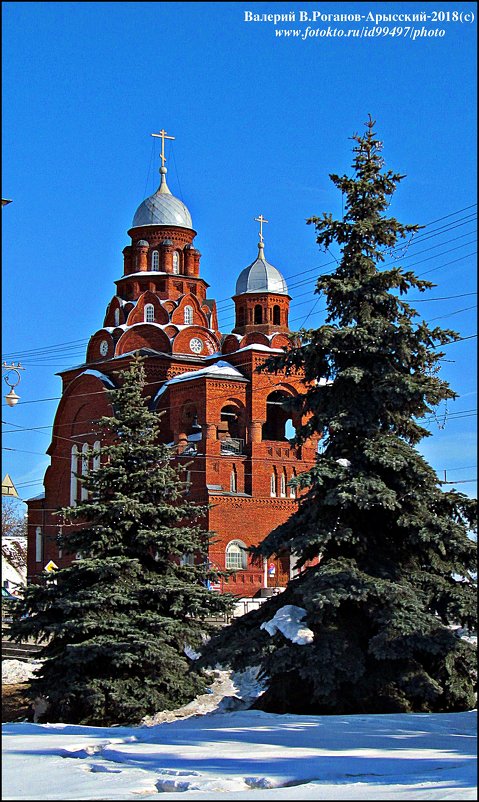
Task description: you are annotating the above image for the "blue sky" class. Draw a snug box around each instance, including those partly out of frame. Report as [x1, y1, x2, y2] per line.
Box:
[2, 1, 477, 507]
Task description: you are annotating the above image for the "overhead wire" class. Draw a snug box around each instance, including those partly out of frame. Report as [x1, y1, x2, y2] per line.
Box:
[2, 205, 476, 364]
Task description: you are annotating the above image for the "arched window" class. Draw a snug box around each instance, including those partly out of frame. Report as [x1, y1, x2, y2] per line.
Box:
[290, 469, 297, 498]
[225, 540, 247, 570]
[70, 445, 78, 505]
[254, 304, 263, 324]
[184, 305, 193, 325]
[144, 303, 155, 323]
[81, 443, 89, 501]
[172, 252, 180, 274]
[263, 390, 293, 441]
[237, 306, 245, 327]
[273, 305, 281, 325]
[151, 250, 159, 270]
[270, 469, 277, 497]
[92, 441, 101, 472]
[35, 527, 43, 563]
[280, 469, 287, 497]
[230, 465, 237, 493]
[114, 308, 120, 326]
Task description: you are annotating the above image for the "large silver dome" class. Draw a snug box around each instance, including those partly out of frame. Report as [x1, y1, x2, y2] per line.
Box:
[132, 167, 193, 229]
[235, 244, 288, 295]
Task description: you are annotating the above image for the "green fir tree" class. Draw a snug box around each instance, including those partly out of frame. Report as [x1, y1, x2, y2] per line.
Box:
[202, 117, 477, 715]
[10, 356, 234, 725]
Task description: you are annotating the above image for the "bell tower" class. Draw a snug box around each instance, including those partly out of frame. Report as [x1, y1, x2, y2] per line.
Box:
[233, 215, 290, 335]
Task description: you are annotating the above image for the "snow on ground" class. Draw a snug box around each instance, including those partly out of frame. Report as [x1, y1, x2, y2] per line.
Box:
[2, 711, 476, 800]
[2, 659, 43, 685]
[2, 659, 476, 800]
[2, 655, 476, 801]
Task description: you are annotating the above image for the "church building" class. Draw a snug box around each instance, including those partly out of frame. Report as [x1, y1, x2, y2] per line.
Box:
[27, 132, 318, 597]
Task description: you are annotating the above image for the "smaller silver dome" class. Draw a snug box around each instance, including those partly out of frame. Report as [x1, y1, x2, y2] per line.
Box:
[136, 239, 149, 246]
[235, 243, 288, 296]
[132, 167, 192, 230]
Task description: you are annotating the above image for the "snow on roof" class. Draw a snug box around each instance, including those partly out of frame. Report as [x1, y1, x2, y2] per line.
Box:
[115, 271, 169, 280]
[152, 361, 248, 405]
[81, 369, 116, 388]
[168, 361, 247, 385]
[233, 343, 283, 355]
[260, 605, 314, 645]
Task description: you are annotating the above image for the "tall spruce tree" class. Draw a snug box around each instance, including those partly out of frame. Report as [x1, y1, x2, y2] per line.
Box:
[10, 356, 234, 725]
[202, 117, 477, 715]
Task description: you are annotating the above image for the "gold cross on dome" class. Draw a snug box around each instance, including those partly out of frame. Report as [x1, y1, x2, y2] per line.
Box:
[255, 214, 269, 243]
[151, 129, 175, 167]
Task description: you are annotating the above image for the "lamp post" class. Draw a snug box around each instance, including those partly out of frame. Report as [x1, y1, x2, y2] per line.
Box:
[3, 363, 25, 407]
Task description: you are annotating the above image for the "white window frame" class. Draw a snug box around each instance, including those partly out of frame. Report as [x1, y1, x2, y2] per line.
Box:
[81, 443, 89, 501]
[172, 251, 180, 274]
[35, 527, 43, 563]
[114, 308, 120, 326]
[152, 250, 159, 270]
[230, 466, 237, 493]
[280, 470, 287, 497]
[92, 441, 101, 471]
[184, 305, 193, 325]
[70, 445, 78, 505]
[225, 540, 247, 570]
[144, 303, 155, 323]
[270, 470, 277, 497]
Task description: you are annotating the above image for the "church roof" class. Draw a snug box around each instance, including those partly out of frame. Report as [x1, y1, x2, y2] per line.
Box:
[235, 242, 288, 296]
[131, 166, 193, 229]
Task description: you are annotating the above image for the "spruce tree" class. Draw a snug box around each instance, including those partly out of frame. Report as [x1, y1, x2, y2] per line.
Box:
[202, 117, 477, 715]
[10, 356, 234, 725]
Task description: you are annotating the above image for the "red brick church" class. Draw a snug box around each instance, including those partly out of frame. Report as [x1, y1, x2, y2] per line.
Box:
[27, 132, 318, 598]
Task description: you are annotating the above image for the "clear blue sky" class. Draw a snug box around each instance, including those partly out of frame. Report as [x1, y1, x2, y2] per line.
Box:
[2, 1, 477, 508]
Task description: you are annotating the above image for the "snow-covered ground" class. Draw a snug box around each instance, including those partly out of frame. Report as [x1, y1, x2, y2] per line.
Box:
[2, 659, 476, 800]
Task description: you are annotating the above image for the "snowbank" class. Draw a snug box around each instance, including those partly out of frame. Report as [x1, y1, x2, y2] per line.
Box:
[2, 659, 43, 685]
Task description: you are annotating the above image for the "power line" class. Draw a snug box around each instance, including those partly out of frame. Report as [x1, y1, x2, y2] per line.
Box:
[2, 205, 476, 363]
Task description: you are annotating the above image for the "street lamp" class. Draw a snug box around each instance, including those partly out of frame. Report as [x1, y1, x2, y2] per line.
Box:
[3, 363, 25, 407]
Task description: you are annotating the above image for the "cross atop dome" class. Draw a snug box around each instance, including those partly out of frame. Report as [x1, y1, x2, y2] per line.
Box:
[254, 214, 269, 245]
[151, 129, 175, 168]
[131, 130, 193, 229]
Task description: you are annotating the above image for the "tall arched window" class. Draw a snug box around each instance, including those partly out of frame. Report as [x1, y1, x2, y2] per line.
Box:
[225, 540, 247, 570]
[35, 527, 43, 563]
[237, 306, 245, 327]
[144, 303, 155, 323]
[114, 308, 120, 326]
[290, 469, 297, 498]
[230, 465, 237, 493]
[151, 250, 159, 270]
[270, 469, 277, 497]
[273, 305, 281, 325]
[254, 304, 263, 324]
[92, 441, 101, 472]
[184, 305, 193, 324]
[81, 443, 89, 501]
[172, 252, 180, 274]
[280, 469, 287, 497]
[70, 445, 78, 505]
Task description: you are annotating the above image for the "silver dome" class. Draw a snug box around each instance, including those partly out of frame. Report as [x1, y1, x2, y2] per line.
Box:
[235, 244, 288, 295]
[132, 167, 193, 229]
